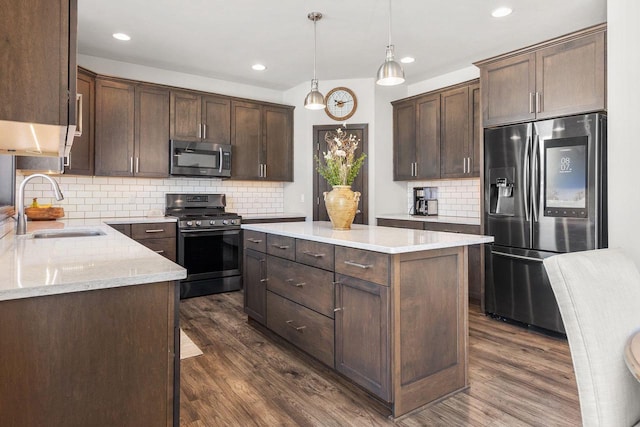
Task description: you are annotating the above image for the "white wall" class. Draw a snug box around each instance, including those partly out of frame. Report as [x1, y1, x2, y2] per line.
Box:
[607, 0, 640, 267]
[407, 66, 479, 97]
[78, 54, 283, 103]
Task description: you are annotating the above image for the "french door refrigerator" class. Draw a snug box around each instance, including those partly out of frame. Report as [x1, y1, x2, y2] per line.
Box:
[484, 113, 607, 334]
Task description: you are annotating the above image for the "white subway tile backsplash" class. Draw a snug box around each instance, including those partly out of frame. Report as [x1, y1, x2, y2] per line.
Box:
[16, 176, 284, 218]
[406, 178, 480, 219]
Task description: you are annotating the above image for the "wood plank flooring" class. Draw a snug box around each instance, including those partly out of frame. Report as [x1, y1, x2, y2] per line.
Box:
[179, 292, 580, 426]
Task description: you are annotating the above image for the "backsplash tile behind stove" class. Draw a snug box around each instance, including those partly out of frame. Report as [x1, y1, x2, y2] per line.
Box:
[406, 178, 480, 218]
[16, 176, 283, 218]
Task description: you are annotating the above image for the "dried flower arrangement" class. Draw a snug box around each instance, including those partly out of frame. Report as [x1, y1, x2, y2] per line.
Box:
[316, 128, 366, 186]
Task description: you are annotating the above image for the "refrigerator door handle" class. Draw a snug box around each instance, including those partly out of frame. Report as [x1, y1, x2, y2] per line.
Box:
[492, 250, 544, 263]
[523, 135, 531, 221]
[532, 134, 540, 222]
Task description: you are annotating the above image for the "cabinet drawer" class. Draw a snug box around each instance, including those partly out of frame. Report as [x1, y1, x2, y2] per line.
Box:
[266, 234, 295, 260]
[108, 223, 131, 237]
[267, 255, 335, 318]
[131, 223, 176, 240]
[295, 239, 334, 271]
[335, 247, 390, 286]
[138, 238, 176, 262]
[266, 291, 334, 367]
[244, 230, 266, 253]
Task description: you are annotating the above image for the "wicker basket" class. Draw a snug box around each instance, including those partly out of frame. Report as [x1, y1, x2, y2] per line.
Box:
[25, 207, 65, 221]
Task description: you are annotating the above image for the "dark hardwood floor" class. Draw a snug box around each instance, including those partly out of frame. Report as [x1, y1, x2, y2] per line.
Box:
[179, 292, 580, 426]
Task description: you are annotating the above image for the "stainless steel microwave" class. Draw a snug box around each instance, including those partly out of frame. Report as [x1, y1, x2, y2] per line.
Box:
[170, 140, 231, 178]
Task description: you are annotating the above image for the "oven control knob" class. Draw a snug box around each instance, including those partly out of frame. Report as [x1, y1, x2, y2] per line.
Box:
[209, 220, 215, 225]
[186, 221, 193, 227]
[231, 219, 237, 225]
[195, 220, 201, 226]
[222, 219, 229, 225]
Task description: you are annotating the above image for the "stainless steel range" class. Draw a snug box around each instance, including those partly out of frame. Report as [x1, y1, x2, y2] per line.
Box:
[166, 193, 242, 299]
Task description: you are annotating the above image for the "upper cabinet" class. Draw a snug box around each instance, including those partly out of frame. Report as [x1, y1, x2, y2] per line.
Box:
[231, 101, 293, 181]
[477, 25, 606, 127]
[0, 0, 78, 157]
[393, 80, 479, 181]
[65, 68, 95, 175]
[170, 91, 230, 144]
[95, 78, 169, 177]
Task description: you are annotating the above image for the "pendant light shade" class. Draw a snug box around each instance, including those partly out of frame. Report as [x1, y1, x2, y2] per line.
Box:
[304, 12, 325, 110]
[376, 0, 405, 86]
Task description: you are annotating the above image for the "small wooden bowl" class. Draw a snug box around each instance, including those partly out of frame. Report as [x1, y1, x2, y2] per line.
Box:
[25, 207, 65, 221]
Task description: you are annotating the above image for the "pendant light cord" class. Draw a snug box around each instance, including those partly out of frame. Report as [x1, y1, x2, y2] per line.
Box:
[313, 17, 318, 80]
[387, 0, 392, 47]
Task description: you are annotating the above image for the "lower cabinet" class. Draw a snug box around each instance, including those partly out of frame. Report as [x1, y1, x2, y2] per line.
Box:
[243, 248, 267, 325]
[334, 274, 390, 401]
[108, 222, 176, 262]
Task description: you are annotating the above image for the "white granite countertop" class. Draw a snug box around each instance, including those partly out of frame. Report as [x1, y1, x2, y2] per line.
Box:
[242, 221, 493, 254]
[377, 214, 481, 226]
[241, 213, 306, 220]
[0, 222, 186, 302]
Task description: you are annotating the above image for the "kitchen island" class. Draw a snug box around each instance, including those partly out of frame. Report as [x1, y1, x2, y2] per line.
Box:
[0, 223, 186, 427]
[241, 221, 493, 417]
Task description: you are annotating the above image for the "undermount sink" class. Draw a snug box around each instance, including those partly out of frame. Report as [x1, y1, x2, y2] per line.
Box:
[32, 229, 107, 239]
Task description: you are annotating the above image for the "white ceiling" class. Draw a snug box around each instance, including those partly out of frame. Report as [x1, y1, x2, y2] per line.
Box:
[78, 0, 607, 91]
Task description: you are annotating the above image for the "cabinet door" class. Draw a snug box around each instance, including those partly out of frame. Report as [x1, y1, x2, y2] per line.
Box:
[135, 85, 170, 177]
[202, 95, 231, 144]
[469, 83, 481, 176]
[263, 105, 293, 181]
[0, 0, 75, 126]
[440, 86, 470, 178]
[243, 249, 267, 325]
[536, 32, 605, 119]
[231, 101, 262, 180]
[393, 101, 416, 180]
[480, 52, 536, 127]
[66, 69, 94, 175]
[170, 90, 201, 141]
[415, 93, 441, 179]
[335, 274, 390, 401]
[95, 79, 135, 176]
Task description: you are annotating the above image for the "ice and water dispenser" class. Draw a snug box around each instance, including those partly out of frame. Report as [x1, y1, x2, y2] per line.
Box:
[413, 187, 438, 216]
[488, 167, 515, 216]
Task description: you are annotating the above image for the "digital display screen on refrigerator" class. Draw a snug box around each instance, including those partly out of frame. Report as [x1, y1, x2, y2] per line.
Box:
[545, 142, 587, 209]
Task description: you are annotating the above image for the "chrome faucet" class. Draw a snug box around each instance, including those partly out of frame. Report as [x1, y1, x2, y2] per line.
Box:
[16, 174, 64, 235]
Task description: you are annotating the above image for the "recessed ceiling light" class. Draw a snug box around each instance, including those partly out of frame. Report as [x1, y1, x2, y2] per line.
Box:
[252, 64, 267, 71]
[491, 7, 513, 18]
[112, 33, 131, 41]
[400, 57, 415, 64]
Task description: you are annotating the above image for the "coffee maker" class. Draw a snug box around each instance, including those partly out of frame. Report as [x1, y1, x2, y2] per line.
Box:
[413, 187, 438, 216]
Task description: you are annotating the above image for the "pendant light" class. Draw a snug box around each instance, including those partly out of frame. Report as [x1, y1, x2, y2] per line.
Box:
[304, 12, 326, 110]
[376, 0, 405, 86]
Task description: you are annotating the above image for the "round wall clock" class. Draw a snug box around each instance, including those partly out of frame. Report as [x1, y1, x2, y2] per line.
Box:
[325, 87, 357, 121]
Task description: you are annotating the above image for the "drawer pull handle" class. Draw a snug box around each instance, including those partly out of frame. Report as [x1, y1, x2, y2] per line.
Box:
[247, 238, 263, 243]
[259, 278, 269, 283]
[285, 279, 305, 287]
[333, 307, 343, 312]
[285, 320, 306, 332]
[145, 229, 165, 233]
[344, 260, 372, 269]
[303, 251, 325, 258]
[154, 250, 165, 254]
[272, 244, 290, 250]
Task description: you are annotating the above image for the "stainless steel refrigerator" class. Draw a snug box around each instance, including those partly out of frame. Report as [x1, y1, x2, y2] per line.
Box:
[484, 113, 607, 334]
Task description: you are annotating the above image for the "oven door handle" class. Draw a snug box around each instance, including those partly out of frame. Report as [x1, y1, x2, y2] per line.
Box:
[179, 228, 240, 235]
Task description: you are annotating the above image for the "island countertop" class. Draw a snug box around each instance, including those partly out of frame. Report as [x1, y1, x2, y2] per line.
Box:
[0, 223, 186, 302]
[241, 221, 493, 254]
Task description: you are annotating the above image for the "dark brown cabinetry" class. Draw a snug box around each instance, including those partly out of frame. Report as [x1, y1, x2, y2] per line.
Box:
[244, 248, 267, 325]
[477, 25, 606, 127]
[335, 274, 390, 401]
[170, 91, 230, 144]
[0, 281, 177, 427]
[0, 0, 77, 131]
[393, 80, 479, 181]
[65, 68, 95, 175]
[108, 222, 176, 262]
[376, 218, 483, 303]
[96, 78, 169, 177]
[231, 101, 293, 181]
